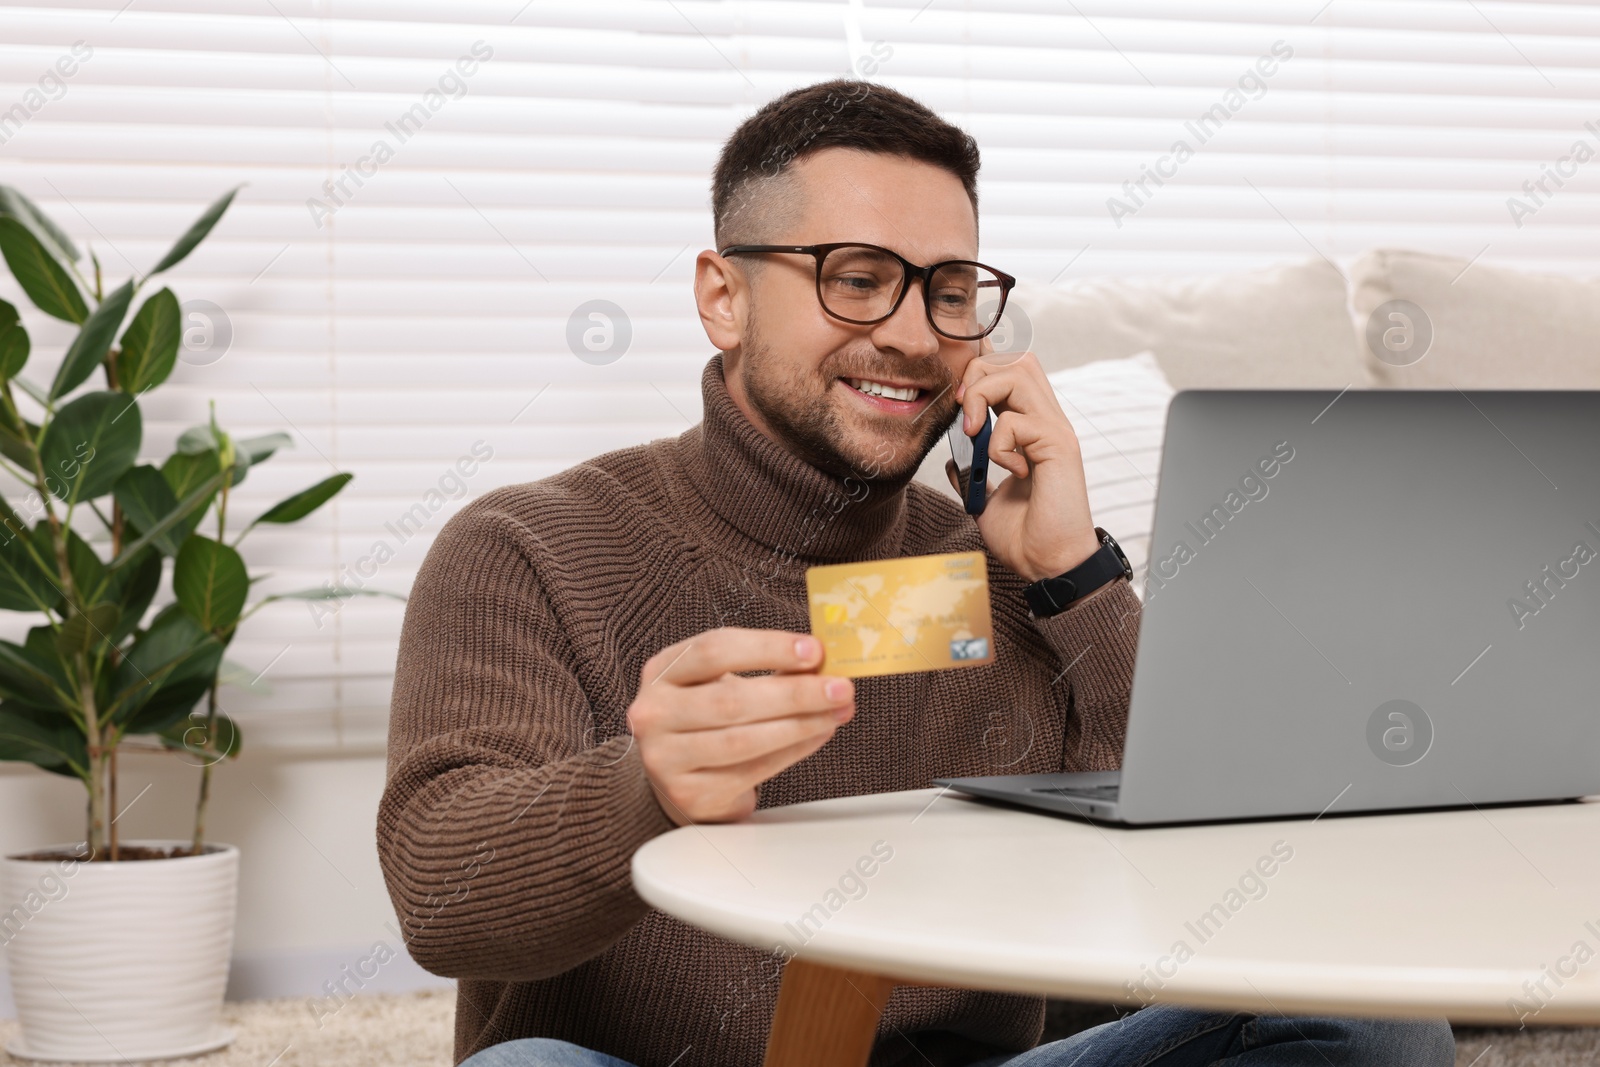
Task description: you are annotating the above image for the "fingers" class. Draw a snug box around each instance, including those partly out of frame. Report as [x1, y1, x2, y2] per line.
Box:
[644, 627, 822, 687]
[986, 410, 1052, 479]
[707, 731, 839, 790]
[663, 671, 854, 732]
[650, 708, 846, 774]
[654, 730, 839, 824]
[955, 350, 1063, 435]
[633, 627, 861, 824]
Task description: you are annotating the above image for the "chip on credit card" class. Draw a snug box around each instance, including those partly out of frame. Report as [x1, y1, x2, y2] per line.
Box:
[804, 551, 995, 678]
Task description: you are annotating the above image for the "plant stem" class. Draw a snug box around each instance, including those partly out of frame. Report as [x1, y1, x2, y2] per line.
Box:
[100, 351, 126, 860]
[75, 649, 105, 858]
[191, 467, 233, 855]
[190, 683, 217, 856]
[108, 746, 118, 861]
[30, 434, 102, 856]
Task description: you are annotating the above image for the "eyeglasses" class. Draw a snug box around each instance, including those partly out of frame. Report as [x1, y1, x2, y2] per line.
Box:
[718, 242, 1016, 341]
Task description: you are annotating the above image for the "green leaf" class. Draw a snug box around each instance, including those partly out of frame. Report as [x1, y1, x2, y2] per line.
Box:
[254, 472, 353, 527]
[256, 583, 406, 605]
[174, 535, 248, 632]
[111, 465, 225, 567]
[217, 657, 273, 695]
[0, 701, 86, 778]
[0, 297, 26, 380]
[176, 422, 248, 489]
[54, 603, 120, 657]
[176, 423, 221, 455]
[0, 496, 27, 541]
[157, 710, 240, 761]
[11, 375, 49, 410]
[0, 521, 56, 612]
[237, 432, 291, 465]
[0, 186, 79, 264]
[38, 390, 142, 503]
[31, 521, 110, 610]
[105, 547, 160, 643]
[0, 321, 29, 380]
[162, 446, 223, 499]
[113, 464, 184, 556]
[52, 278, 134, 400]
[0, 635, 72, 710]
[0, 217, 86, 324]
[149, 186, 241, 277]
[109, 606, 223, 732]
[113, 288, 180, 395]
[0, 415, 36, 469]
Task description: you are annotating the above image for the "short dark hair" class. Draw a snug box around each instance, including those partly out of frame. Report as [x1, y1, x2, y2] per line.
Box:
[711, 79, 981, 251]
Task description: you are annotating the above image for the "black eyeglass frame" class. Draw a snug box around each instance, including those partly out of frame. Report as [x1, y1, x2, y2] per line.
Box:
[717, 241, 1017, 341]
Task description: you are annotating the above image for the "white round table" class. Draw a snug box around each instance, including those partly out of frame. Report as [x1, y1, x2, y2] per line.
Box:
[632, 787, 1600, 1066]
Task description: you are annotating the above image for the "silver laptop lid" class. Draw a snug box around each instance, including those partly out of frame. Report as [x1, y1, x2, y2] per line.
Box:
[1118, 390, 1600, 824]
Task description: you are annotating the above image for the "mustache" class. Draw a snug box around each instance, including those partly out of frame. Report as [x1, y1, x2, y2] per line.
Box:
[817, 351, 955, 392]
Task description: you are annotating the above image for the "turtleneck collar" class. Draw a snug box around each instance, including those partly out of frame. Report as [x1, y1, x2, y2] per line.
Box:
[672, 353, 920, 564]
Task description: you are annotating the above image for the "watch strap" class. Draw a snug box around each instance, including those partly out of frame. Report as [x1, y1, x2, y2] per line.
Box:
[1023, 528, 1132, 618]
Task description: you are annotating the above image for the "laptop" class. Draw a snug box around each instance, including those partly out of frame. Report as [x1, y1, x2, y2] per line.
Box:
[935, 389, 1600, 825]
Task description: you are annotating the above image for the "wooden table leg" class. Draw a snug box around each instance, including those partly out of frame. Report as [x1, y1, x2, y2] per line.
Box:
[762, 958, 896, 1067]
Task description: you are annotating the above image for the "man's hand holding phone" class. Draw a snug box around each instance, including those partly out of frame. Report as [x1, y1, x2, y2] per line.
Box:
[947, 338, 1101, 584]
[628, 628, 855, 825]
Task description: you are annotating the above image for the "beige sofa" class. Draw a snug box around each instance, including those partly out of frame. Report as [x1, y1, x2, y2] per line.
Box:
[916, 248, 1600, 499]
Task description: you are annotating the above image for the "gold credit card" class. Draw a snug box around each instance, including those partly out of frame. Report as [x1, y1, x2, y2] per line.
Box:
[805, 551, 995, 678]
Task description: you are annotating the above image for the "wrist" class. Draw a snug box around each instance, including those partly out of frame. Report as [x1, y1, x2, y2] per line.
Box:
[1022, 528, 1133, 618]
[1021, 528, 1101, 583]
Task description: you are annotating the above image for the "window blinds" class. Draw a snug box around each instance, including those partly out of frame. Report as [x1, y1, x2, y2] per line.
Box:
[1, 0, 1595, 748]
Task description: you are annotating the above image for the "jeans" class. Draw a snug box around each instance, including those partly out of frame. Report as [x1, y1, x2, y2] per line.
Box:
[457, 1006, 1456, 1066]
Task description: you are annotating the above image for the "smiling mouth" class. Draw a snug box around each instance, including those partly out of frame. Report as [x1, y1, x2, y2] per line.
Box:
[841, 377, 928, 403]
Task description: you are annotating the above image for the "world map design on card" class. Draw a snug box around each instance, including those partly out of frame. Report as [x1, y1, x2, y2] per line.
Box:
[805, 551, 995, 678]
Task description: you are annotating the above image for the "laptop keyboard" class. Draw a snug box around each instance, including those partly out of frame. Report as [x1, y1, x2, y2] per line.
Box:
[1030, 783, 1120, 801]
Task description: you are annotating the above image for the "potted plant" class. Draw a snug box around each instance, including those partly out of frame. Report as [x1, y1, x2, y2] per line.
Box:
[0, 185, 361, 1060]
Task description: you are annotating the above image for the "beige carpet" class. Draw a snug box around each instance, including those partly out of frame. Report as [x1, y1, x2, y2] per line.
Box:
[1450, 1027, 1600, 1067]
[0, 990, 455, 1066]
[2, 991, 1598, 1065]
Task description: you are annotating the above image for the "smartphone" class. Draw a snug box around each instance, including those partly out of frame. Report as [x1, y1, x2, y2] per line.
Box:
[946, 409, 994, 515]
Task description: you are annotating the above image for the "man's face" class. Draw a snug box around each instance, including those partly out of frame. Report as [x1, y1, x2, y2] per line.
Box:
[706, 148, 982, 482]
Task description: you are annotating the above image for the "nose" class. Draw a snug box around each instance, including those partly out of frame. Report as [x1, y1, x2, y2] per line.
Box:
[867, 276, 942, 362]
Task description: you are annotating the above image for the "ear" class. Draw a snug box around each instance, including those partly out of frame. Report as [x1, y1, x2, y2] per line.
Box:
[694, 249, 745, 353]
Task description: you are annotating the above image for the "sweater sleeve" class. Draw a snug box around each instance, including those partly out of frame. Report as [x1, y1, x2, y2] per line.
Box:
[376, 498, 676, 983]
[1028, 577, 1142, 772]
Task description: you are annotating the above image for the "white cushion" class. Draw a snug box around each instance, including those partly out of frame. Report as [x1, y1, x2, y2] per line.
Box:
[1005, 257, 1371, 390]
[1349, 248, 1600, 389]
[1048, 352, 1174, 599]
[912, 352, 1175, 599]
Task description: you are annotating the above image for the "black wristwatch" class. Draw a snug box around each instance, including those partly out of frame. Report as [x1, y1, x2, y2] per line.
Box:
[1023, 527, 1133, 618]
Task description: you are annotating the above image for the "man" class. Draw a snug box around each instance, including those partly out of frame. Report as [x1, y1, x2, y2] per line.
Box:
[377, 80, 1454, 1067]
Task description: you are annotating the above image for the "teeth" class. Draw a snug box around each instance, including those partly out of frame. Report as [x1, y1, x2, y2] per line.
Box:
[847, 378, 921, 402]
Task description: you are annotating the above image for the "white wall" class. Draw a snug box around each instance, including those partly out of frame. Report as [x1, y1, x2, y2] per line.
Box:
[0, 750, 451, 1018]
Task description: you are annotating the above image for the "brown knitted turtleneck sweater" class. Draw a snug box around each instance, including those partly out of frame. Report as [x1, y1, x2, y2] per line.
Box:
[378, 354, 1142, 1067]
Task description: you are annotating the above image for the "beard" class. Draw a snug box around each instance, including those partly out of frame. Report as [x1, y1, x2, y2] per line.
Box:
[736, 322, 961, 484]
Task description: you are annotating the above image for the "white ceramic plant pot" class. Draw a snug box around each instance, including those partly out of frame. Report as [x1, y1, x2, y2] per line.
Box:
[1, 840, 237, 1062]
